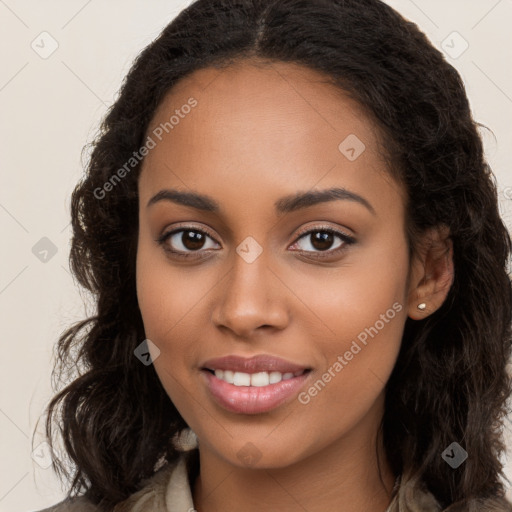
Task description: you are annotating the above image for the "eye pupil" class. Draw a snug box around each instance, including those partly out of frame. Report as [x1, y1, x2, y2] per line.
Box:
[182, 230, 205, 250]
[311, 231, 334, 251]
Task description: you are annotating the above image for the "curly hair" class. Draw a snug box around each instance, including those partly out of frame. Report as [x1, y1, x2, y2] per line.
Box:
[42, 0, 512, 509]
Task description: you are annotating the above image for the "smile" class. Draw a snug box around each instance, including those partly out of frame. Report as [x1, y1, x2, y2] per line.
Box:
[200, 368, 312, 415]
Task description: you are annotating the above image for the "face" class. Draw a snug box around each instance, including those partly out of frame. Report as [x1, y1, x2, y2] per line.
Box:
[136, 59, 412, 469]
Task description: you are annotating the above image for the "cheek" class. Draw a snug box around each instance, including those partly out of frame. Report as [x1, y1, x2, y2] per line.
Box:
[135, 246, 196, 417]
[319, 300, 405, 402]
[291, 297, 406, 457]
[136, 234, 213, 344]
[135, 239, 216, 405]
[294, 236, 409, 399]
[299, 236, 408, 343]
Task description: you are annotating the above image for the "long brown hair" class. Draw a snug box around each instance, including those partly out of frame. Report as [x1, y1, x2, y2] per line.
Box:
[42, 0, 512, 509]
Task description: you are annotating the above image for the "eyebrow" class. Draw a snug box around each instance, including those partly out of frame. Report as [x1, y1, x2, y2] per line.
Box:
[146, 187, 376, 216]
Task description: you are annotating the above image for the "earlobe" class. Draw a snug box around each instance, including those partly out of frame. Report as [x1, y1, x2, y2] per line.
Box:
[407, 225, 454, 320]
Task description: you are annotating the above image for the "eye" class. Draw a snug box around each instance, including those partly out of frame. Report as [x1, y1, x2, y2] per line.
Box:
[156, 224, 356, 260]
[156, 227, 220, 259]
[289, 226, 356, 259]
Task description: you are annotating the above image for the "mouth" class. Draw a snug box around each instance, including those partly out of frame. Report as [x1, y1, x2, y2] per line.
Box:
[200, 368, 312, 415]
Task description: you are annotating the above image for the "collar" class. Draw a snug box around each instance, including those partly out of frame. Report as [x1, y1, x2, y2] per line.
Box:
[123, 448, 428, 512]
[117, 445, 511, 512]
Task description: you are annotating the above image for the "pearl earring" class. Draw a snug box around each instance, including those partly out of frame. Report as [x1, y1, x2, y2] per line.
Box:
[417, 303, 427, 311]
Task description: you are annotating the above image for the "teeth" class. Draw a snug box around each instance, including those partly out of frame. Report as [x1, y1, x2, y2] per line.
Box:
[251, 372, 269, 387]
[269, 371, 282, 384]
[223, 370, 234, 384]
[212, 369, 305, 386]
[233, 372, 251, 386]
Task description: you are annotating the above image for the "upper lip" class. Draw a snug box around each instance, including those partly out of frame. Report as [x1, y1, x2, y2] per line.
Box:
[201, 354, 311, 374]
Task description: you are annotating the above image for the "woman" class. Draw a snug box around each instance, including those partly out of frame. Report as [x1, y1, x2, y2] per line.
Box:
[38, 0, 512, 510]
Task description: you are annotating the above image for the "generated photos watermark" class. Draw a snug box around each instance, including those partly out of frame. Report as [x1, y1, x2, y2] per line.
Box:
[298, 301, 403, 405]
[93, 97, 198, 200]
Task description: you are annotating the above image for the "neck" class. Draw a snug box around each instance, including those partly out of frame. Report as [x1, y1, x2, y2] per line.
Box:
[192, 398, 396, 512]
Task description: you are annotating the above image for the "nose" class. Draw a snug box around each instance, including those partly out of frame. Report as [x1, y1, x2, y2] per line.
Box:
[211, 252, 289, 339]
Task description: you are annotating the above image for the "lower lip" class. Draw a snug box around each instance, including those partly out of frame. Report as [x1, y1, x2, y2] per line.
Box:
[201, 370, 311, 414]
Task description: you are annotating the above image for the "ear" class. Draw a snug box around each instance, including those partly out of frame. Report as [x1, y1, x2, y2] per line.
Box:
[407, 224, 454, 320]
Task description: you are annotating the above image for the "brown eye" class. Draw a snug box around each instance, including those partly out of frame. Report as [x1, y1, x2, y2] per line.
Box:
[157, 228, 220, 256]
[309, 231, 336, 251]
[180, 230, 207, 250]
[289, 227, 356, 259]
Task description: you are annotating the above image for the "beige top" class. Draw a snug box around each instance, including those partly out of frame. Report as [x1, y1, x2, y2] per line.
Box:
[38, 443, 512, 512]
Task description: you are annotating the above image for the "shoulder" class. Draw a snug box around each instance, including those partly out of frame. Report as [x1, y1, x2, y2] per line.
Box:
[112, 449, 197, 512]
[392, 471, 512, 512]
[444, 496, 512, 511]
[35, 496, 99, 512]
[32, 450, 197, 512]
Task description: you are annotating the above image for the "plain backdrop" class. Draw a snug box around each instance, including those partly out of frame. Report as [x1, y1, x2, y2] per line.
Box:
[1, 1, 511, 510]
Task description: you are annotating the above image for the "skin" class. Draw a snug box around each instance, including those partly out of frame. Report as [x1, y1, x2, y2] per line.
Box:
[136, 59, 454, 512]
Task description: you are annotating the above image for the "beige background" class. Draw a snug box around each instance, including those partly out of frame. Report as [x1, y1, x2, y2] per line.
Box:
[1, 1, 511, 510]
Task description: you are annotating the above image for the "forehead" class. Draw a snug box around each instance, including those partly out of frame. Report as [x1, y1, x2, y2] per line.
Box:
[139, 59, 404, 219]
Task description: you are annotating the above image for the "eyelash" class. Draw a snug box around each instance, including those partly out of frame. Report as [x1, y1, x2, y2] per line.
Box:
[155, 225, 356, 260]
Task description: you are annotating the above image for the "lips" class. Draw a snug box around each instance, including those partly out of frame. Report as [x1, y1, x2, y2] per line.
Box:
[200, 354, 313, 414]
[201, 354, 311, 374]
